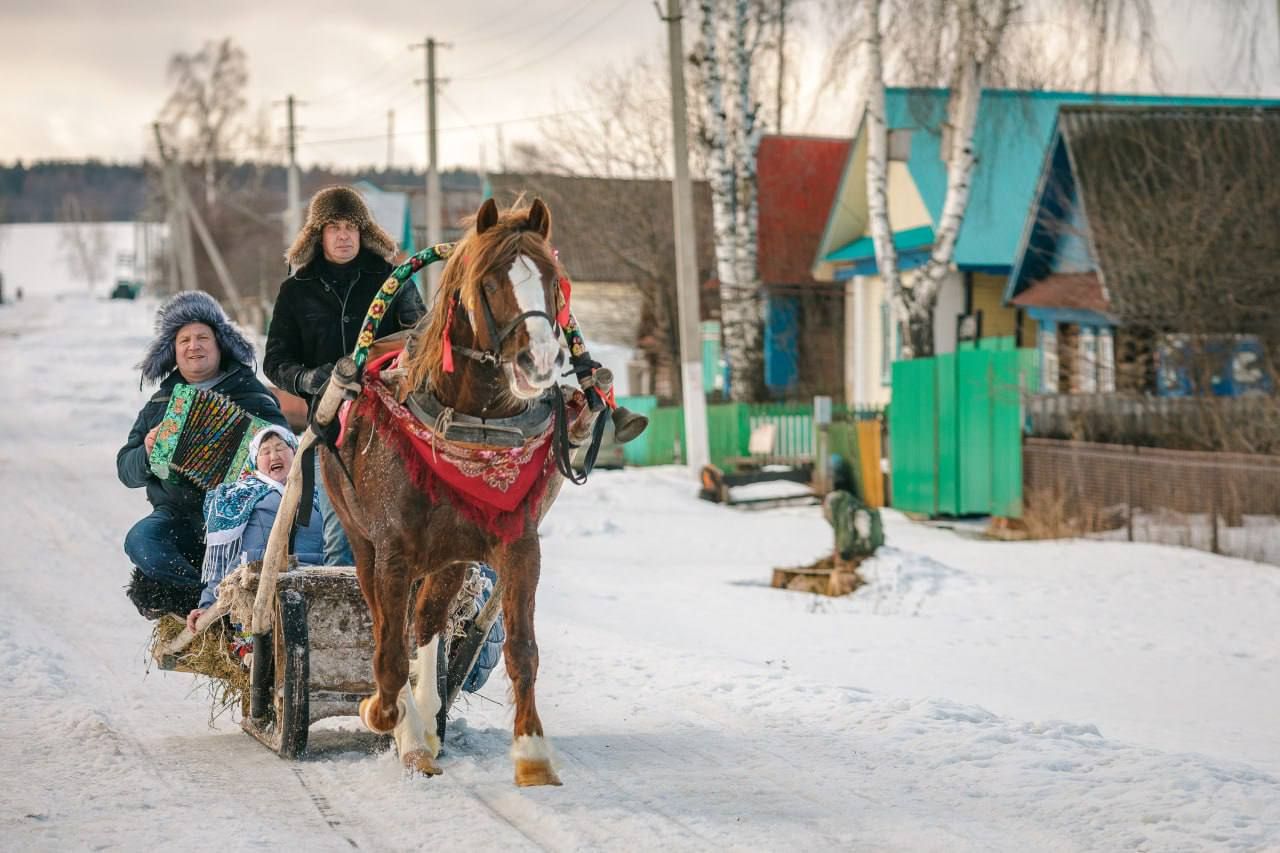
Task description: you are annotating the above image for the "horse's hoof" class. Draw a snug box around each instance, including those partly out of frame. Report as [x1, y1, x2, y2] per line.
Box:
[402, 749, 443, 777]
[514, 759, 562, 787]
[359, 695, 397, 734]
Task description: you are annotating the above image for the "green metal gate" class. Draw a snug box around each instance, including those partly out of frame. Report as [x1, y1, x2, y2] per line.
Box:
[889, 341, 1037, 517]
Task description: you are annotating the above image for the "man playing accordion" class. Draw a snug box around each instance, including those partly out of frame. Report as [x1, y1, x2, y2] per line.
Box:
[117, 292, 287, 619]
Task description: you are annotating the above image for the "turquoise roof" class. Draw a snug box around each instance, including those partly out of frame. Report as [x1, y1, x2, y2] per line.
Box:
[834, 88, 1279, 271]
[824, 224, 934, 263]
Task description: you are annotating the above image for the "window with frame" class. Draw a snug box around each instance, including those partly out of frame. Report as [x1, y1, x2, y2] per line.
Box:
[1041, 322, 1059, 394]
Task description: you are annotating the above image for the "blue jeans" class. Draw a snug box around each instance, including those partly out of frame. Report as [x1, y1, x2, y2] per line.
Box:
[316, 454, 354, 566]
[124, 507, 205, 590]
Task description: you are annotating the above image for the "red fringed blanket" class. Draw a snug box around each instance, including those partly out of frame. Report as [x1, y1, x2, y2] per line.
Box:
[343, 351, 572, 543]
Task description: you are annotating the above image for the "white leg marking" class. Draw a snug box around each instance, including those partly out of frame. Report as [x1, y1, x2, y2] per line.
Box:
[511, 734, 555, 765]
[411, 637, 443, 757]
[508, 254, 560, 376]
[392, 682, 430, 760]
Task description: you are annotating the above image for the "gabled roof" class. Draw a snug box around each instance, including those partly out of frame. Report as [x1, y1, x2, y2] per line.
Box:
[1006, 104, 1280, 326]
[756, 135, 850, 285]
[814, 88, 1278, 280]
[485, 172, 715, 285]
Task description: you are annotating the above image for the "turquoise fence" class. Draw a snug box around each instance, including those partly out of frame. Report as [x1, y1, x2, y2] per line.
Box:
[614, 397, 884, 470]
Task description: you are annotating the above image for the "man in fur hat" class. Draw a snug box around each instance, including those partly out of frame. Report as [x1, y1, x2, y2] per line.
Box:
[117, 292, 288, 619]
[265, 185, 424, 564]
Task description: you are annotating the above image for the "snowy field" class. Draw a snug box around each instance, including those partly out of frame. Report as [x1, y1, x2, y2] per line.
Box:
[2, 293, 1279, 851]
[0, 221, 161, 300]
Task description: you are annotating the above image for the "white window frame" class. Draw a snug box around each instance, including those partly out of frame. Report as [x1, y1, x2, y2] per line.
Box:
[1077, 326, 1098, 394]
[1098, 328, 1116, 393]
[1040, 322, 1059, 394]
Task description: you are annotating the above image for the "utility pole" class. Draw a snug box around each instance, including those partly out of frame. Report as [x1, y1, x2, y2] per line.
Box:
[413, 37, 449, 302]
[281, 94, 303, 256]
[661, 0, 710, 473]
[387, 109, 395, 170]
[154, 123, 244, 310]
[153, 122, 198, 293]
[496, 123, 507, 172]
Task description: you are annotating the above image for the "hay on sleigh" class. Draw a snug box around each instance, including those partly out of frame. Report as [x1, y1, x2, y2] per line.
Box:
[150, 614, 250, 719]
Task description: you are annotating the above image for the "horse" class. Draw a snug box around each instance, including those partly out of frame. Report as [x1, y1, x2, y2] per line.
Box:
[323, 197, 599, 786]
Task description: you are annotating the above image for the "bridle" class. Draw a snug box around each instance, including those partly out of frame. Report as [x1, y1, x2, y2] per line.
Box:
[444, 272, 561, 370]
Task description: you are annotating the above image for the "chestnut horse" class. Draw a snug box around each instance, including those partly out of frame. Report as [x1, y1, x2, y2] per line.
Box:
[323, 198, 596, 785]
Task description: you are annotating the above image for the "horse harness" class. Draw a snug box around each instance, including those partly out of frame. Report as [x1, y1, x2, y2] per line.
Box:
[445, 284, 561, 369]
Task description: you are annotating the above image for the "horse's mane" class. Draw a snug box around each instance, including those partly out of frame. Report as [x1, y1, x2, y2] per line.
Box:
[403, 201, 556, 393]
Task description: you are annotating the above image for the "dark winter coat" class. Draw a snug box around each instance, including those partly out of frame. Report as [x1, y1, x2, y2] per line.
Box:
[116, 364, 289, 520]
[263, 249, 423, 402]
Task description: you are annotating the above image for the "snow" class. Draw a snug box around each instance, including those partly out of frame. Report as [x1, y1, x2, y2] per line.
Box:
[0, 221, 163, 299]
[2, 291, 1278, 851]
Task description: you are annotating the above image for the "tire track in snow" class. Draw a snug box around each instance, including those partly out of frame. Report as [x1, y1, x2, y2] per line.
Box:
[291, 765, 361, 849]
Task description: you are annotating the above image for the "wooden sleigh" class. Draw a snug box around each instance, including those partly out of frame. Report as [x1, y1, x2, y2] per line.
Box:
[153, 562, 504, 759]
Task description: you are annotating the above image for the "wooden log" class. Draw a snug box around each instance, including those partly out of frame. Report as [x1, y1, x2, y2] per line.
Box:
[152, 598, 231, 663]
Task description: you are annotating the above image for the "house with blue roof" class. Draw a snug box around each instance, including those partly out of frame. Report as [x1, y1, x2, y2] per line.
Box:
[1007, 103, 1278, 397]
[809, 87, 1273, 405]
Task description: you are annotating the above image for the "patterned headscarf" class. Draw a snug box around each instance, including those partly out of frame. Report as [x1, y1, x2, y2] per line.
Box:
[201, 426, 306, 585]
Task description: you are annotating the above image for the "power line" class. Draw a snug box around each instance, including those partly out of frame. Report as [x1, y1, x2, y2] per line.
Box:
[451, 0, 628, 83]
[221, 99, 663, 160]
[448, 0, 597, 49]
[305, 50, 417, 108]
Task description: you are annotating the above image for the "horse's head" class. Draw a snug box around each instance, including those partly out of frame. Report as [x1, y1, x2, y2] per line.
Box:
[410, 197, 567, 404]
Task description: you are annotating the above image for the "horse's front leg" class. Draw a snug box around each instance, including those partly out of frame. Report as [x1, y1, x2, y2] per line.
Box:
[496, 535, 561, 787]
[357, 549, 437, 774]
[409, 562, 466, 761]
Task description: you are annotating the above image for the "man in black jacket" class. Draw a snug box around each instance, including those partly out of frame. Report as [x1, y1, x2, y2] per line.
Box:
[265, 185, 423, 564]
[118, 292, 288, 619]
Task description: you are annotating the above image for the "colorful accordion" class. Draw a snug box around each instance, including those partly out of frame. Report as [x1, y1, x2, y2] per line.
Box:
[148, 384, 273, 491]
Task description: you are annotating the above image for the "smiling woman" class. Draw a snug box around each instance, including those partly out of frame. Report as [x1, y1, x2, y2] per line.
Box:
[186, 425, 325, 633]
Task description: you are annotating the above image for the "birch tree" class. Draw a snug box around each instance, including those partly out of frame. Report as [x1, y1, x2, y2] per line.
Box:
[833, 0, 1171, 358]
[863, 0, 1015, 358]
[160, 37, 249, 208]
[693, 0, 777, 400]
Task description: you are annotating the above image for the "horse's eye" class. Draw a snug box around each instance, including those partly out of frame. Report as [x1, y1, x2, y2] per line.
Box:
[483, 278, 501, 295]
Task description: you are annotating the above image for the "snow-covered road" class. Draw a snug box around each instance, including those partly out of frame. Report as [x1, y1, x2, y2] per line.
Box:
[2, 295, 1278, 851]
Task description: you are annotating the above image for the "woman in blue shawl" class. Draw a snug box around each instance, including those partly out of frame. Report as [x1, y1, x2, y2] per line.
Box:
[185, 425, 323, 631]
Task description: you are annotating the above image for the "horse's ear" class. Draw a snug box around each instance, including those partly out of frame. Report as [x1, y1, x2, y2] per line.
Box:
[527, 198, 551, 240]
[475, 198, 499, 234]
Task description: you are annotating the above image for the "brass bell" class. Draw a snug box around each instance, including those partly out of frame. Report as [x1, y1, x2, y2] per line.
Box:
[611, 405, 649, 443]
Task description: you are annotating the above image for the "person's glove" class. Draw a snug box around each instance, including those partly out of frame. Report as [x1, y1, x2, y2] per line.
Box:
[297, 363, 334, 395]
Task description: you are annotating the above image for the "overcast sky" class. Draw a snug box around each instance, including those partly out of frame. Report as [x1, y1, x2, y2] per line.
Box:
[2, 0, 1277, 172]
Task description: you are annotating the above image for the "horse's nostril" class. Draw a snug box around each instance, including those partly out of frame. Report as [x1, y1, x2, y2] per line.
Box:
[517, 351, 536, 373]
[555, 349, 566, 368]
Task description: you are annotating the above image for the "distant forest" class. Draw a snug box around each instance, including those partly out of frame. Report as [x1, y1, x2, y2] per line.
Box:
[0, 161, 481, 222]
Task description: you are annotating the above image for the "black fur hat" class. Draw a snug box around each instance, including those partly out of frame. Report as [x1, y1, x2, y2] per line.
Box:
[138, 291, 256, 384]
[285, 185, 398, 270]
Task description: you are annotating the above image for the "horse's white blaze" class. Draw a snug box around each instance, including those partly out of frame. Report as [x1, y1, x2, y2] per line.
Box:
[410, 637, 443, 757]
[511, 734, 555, 765]
[509, 254, 559, 378]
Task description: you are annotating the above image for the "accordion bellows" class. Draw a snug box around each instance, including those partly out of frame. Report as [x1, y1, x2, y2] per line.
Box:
[149, 385, 273, 491]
